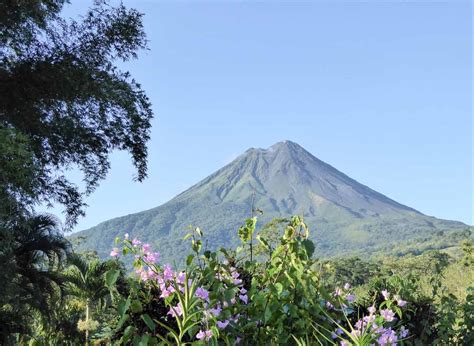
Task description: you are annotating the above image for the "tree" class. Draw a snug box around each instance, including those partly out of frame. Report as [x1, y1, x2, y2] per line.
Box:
[63, 254, 123, 344]
[0, 0, 153, 227]
[0, 214, 70, 343]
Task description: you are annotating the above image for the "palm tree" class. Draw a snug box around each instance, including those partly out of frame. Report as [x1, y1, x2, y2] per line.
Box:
[63, 253, 120, 344]
[0, 214, 70, 343]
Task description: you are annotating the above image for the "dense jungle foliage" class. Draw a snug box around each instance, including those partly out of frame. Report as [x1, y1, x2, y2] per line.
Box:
[4, 216, 474, 345]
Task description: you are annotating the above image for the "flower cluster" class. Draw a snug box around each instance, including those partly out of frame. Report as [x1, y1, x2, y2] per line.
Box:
[111, 234, 251, 343]
[331, 288, 409, 346]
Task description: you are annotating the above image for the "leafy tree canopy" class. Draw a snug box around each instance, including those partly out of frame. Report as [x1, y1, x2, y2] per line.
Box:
[0, 0, 153, 227]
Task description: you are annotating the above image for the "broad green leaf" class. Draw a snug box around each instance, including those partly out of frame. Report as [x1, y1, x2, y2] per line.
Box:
[118, 297, 131, 317]
[105, 269, 119, 287]
[141, 314, 156, 332]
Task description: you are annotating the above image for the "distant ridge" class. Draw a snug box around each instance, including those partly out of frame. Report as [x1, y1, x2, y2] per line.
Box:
[72, 141, 468, 262]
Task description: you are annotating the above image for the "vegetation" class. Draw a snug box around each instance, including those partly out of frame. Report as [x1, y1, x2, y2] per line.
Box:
[0, 0, 152, 343]
[6, 216, 471, 345]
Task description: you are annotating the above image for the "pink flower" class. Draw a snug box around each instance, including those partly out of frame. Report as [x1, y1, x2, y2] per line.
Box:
[334, 288, 343, 297]
[195, 287, 210, 301]
[340, 341, 349, 346]
[217, 320, 230, 329]
[380, 308, 396, 322]
[160, 288, 171, 298]
[381, 289, 390, 300]
[196, 329, 213, 341]
[132, 238, 141, 246]
[239, 294, 248, 304]
[142, 243, 151, 253]
[110, 248, 120, 257]
[368, 305, 376, 314]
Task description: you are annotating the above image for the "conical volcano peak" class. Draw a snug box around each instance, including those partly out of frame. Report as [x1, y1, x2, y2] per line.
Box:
[72, 140, 466, 264]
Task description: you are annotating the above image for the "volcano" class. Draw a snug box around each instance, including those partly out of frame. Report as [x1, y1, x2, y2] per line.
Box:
[72, 141, 467, 262]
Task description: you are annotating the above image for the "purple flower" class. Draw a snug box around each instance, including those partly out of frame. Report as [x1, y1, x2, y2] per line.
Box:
[378, 329, 398, 345]
[167, 303, 183, 318]
[144, 252, 160, 263]
[239, 294, 248, 304]
[400, 326, 409, 338]
[397, 298, 407, 307]
[209, 306, 222, 317]
[176, 271, 186, 284]
[110, 248, 120, 257]
[326, 301, 334, 310]
[363, 314, 375, 324]
[334, 288, 343, 297]
[163, 264, 174, 281]
[240, 287, 247, 294]
[132, 238, 141, 246]
[217, 320, 230, 329]
[346, 293, 356, 302]
[196, 329, 213, 341]
[142, 243, 151, 253]
[195, 287, 210, 301]
[340, 341, 349, 346]
[381, 289, 390, 300]
[368, 305, 376, 314]
[380, 308, 396, 322]
[351, 329, 361, 337]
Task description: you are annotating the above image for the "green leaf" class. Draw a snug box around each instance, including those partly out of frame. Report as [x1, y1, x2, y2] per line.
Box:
[115, 236, 121, 244]
[141, 313, 156, 332]
[138, 334, 150, 346]
[186, 254, 195, 266]
[115, 314, 129, 330]
[105, 269, 120, 287]
[302, 239, 315, 258]
[275, 282, 284, 295]
[118, 297, 131, 317]
[131, 299, 143, 313]
[122, 325, 136, 343]
[264, 306, 272, 324]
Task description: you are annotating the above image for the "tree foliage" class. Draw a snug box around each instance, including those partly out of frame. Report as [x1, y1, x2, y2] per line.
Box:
[0, 0, 153, 227]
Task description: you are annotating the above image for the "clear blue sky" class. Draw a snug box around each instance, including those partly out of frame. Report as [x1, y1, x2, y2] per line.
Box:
[58, 0, 472, 231]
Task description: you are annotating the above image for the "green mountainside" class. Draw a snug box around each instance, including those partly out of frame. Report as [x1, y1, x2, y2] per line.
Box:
[71, 141, 469, 263]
